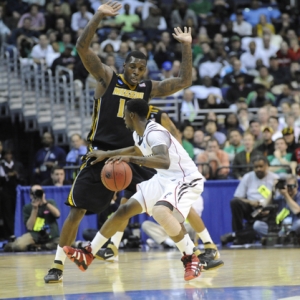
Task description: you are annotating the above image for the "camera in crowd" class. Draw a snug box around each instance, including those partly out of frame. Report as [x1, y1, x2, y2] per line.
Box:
[30, 189, 44, 199]
[275, 179, 286, 190]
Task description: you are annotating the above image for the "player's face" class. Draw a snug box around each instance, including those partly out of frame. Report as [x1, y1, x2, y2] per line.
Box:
[123, 108, 134, 132]
[123, 57, 147, 85]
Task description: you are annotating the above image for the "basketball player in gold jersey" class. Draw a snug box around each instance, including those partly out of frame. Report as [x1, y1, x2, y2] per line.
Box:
[44, 1, 222, 283]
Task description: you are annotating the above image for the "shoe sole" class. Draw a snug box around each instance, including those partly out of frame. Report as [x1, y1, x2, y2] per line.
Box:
[44, 277, 63, 283]
[184, 272, 201, 281]
[94, 255, 118, 263]
[202, 261, 224, 271]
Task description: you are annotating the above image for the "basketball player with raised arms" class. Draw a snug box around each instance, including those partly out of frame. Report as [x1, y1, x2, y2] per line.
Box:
[63, 99, 205, 281]
[44, 1, 221, 283]
[97, 106, 224, 271]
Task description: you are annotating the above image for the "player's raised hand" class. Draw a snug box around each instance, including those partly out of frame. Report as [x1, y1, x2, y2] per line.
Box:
[97, 0, 122, 17]
[172, 27, 192, 44]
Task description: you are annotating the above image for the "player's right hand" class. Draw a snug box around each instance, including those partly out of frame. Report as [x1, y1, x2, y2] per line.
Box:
[97, 0, 122, 17]
[86, 150, 107, 165]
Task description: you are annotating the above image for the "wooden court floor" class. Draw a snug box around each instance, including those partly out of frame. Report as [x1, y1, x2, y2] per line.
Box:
[0, 248, 300, 300]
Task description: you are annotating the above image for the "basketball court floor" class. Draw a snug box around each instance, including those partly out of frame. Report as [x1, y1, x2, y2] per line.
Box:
[0, 248, 299, 300]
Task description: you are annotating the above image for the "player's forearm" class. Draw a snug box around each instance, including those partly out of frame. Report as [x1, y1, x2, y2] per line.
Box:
[178, 43, 192, 88]
[76, 11, 105, 52]
[129, 155, 170, 169]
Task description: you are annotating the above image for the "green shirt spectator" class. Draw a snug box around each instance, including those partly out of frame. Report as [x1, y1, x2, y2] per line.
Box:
[224, 144, 245, 160]
[246, 85, 276, 108]
[267, 153, 292, 174]
[182, 139, 194, 159]
[189, 0, 212, 15]
[115, 4, 140, 33]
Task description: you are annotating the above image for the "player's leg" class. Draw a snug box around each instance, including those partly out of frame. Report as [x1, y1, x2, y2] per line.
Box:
[96, 164, 156, 261]
[63, 197, 143, 272]
[44, 160, 114, 283]
[187, 207, 224, 271]
[44, 207, 86, 283]
[152, 202, 202, 281]
[95, 195, 129, 262]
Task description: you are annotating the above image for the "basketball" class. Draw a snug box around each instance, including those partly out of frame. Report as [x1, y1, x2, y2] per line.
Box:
[101, 161, 133, 192]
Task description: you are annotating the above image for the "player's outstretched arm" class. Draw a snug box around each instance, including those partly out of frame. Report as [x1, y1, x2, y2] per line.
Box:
[128, 145, 170, 169]
[160, 112, 182, 143]
[76, 1, 122, 92]
[150, 27, 192, 98]
[87, 146, 138, 165]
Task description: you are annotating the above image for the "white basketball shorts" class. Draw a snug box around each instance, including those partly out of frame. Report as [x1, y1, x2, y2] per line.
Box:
[132, 171, 204, 223]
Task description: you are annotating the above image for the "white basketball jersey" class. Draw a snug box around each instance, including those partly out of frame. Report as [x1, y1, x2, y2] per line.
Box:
[133, 121, 199, 178]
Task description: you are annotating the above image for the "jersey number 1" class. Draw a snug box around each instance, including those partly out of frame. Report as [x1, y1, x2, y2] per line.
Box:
[117, 98, 126, 118]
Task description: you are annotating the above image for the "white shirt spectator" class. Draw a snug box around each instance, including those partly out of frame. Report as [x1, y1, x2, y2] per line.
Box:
[241, 37, 261, 51]
[181, 98, 199, 120]
[256, 46, 278, 67]
[189, 85, 222, 102]
[31, 44, 55, 61]
[240, 51, 262, 71]
[71, 11, 93, 32]
[233, 20, 252, 36]
[199, 61, 222, 79]
[46, 53, 60, 68]
[100, 39, 121, 52]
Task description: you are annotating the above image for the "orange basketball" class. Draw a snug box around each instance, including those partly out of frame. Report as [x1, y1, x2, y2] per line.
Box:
[101, 161, 133, 192]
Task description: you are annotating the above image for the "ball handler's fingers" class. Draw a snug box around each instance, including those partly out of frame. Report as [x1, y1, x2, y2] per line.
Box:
[91, 157, 103, 165]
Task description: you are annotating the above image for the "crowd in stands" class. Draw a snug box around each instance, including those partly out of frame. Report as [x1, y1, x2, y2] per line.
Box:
[0, 0, 300, 244]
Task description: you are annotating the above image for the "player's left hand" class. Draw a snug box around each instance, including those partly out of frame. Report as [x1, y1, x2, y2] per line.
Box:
[106, 156, 130, 164]
[86, 150, 107, 165]
[172, 27, 192, 44]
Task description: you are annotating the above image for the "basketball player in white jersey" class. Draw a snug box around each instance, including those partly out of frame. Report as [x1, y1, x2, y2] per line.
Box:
[63, 99, 204, 281]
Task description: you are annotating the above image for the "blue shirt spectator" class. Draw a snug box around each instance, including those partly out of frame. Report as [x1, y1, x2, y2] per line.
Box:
[33, 132, 66, 183]
[230, 1, 281, 26]
[66, 134, 87, 165]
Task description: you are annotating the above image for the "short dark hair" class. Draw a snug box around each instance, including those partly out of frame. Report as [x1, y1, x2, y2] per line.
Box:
[207, 137, 219, 145]
[51, 165, 64, 174]
[252, 155, 269, 165]
[249, 118, 259, 125]
[228, 128, 241, 136]
[125, 51, 147, 63]
[126, 99, 149, 118]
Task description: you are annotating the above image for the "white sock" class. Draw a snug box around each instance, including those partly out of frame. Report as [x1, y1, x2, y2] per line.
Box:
[91, 232, 108, 255]
[54, 245, 67, 264]
[164, 237, 175, 247]
[197, 228, 213, 244]
[176, 234, 194, 255]
[110, 232, 124, 249]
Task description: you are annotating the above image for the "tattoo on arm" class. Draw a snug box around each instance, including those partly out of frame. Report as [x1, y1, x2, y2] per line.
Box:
[151, 43, 192, 97]
[76, 12, 110, 83]
[77, 12, 103, 50]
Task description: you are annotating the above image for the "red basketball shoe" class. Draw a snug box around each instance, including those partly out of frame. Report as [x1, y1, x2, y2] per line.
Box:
[181, 253, 202, 281]
[63, 243, 94, 272]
